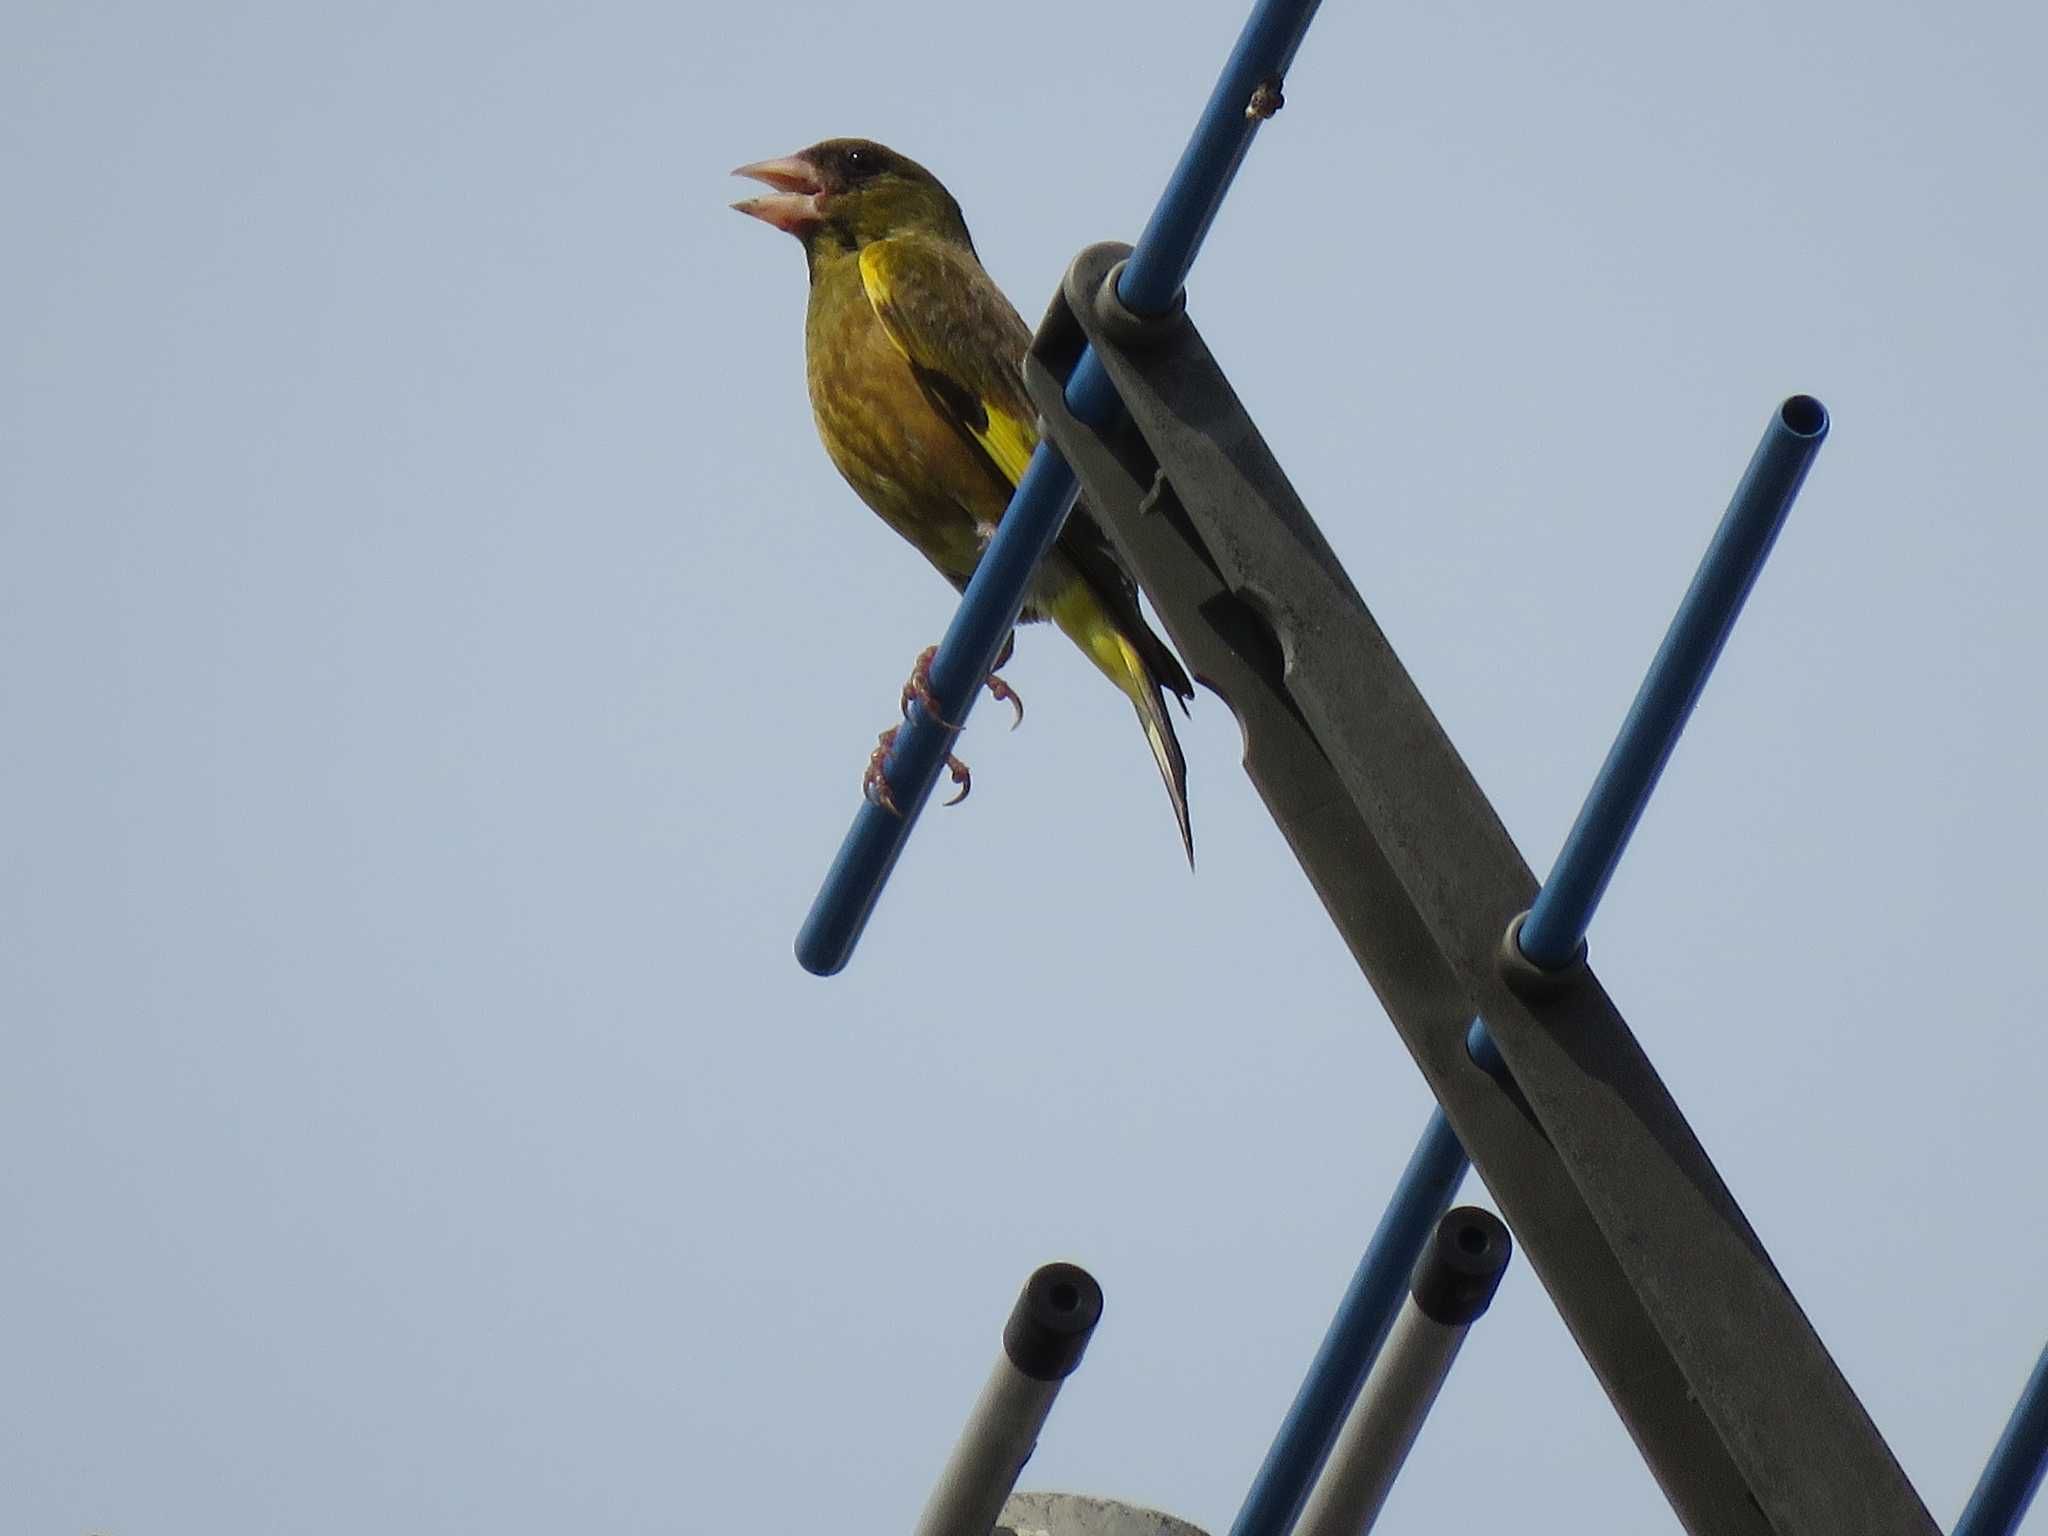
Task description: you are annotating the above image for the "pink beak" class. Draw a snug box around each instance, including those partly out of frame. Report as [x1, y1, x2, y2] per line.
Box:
[731, 155, 825, 235]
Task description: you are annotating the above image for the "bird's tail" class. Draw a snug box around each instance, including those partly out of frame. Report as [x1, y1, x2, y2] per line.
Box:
[1046, 585, 1194, 864]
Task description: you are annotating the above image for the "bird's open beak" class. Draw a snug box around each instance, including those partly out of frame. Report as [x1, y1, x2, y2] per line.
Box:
[731, 156, 825, 235]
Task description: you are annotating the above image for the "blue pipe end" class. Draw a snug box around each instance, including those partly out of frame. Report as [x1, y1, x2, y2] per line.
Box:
[1517, 395, 1829, 971]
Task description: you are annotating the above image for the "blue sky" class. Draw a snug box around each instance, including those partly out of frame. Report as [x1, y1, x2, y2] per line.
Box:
[4, 1, 2045, 1531]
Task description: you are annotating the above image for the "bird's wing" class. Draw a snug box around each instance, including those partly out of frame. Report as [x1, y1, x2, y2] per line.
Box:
[857, 237, 1040, 488]
[858, 235, 1195, 708]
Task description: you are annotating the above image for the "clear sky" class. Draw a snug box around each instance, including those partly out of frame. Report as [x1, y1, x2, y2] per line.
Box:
[4, 1, 2045, 1532]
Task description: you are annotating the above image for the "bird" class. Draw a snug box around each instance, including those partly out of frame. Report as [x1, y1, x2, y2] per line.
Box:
[731, 138, 1196, 860]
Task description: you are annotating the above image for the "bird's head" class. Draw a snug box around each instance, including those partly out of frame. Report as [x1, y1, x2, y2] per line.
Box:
[731, 139, 973, 265]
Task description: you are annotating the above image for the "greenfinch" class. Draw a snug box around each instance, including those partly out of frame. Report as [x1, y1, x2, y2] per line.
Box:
[733, 138, 1195, 859]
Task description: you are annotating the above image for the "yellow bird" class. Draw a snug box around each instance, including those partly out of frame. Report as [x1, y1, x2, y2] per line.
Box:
[733, 138, 1195, 859]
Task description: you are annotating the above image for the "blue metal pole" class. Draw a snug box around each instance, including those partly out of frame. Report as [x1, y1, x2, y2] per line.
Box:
[797, 0, 1328, 976]
[1223, 1111, 1469, 1536]
[1517, 395, 1829, 970]
[1955, 1342, 2048, 1536]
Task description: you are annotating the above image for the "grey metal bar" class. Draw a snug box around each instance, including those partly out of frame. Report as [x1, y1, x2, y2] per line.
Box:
[1292, 1209, 1511, 1536]
[915, 1264, 1104, 1536]
[1022, 241, 1936, 1536]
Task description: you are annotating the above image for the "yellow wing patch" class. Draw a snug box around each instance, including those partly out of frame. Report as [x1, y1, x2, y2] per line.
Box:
[972, 401, 1037, 486]
[859, 242, 1038, 488]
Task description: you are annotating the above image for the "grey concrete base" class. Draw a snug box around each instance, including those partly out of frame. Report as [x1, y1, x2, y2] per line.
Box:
[999, 1491, 1212, 1536]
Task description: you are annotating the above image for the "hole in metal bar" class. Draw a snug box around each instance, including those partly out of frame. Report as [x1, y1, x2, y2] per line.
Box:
[1197, 589, 1286, 693]
[1780, 394, 1827, 436]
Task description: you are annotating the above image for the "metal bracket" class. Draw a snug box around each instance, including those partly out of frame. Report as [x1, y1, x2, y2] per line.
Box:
[1023, 241, 1935, 1536]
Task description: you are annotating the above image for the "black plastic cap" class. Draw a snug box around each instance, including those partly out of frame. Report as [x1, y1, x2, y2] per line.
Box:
[1003, 1263, 1104, 1382]
[1497, 910, 1589, 1004]
[1410, 1208, 1512, 1326]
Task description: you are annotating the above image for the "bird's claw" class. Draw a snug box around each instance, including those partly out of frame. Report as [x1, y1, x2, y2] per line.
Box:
[900, 645, 959, 729]
[865, 728, 904, 817]
[872, 643, 1003, 813]
[863, 724, 972, 815]
[900, 643, 1026, 731]
[942, 753, 971, 805]
[986, 671, 1024, 730]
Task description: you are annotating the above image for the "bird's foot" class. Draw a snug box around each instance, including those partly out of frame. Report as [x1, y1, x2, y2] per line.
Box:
[864, 728, 904, 815]
[900, 645, 957, 727]
[864, 725, 972, 818]
[900, 644, 1025, 730]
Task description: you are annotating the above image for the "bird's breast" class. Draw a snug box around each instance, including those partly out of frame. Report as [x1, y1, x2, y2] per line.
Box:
[803, 270, 1008, 583]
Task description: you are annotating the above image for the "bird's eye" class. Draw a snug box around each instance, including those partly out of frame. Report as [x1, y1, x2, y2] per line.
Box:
[845, 149, 869, 173]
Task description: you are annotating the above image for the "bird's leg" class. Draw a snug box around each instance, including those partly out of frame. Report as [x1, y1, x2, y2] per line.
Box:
[863, 725, 972, 818]
[900, 641, 1025, 730]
